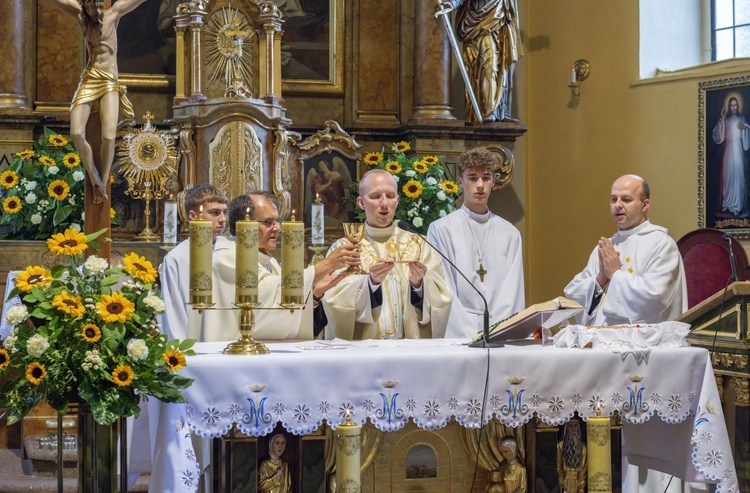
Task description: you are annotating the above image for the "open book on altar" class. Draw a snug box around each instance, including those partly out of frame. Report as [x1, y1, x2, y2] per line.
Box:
[473, 297, 584, 343]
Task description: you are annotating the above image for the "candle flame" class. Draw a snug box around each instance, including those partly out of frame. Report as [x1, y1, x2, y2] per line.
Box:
[199, 204, 204, 220]
[291, 209, 296, 222]
[245, 207, 250, 221]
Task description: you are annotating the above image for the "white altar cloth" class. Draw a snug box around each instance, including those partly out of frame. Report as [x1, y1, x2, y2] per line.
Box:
[144, 340, 737, 492]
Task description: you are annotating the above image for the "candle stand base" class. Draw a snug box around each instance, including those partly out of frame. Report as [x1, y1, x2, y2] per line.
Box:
[224, 305, 269, 355]
[308, 245, 327, 266]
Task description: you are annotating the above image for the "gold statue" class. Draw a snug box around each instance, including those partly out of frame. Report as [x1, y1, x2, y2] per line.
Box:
[258, 433, 292, 493]
[46, 0, 144, 203]
[557, 418, 588, 493]
[439, 0, 524, 123]
[498, 436, 527, 493]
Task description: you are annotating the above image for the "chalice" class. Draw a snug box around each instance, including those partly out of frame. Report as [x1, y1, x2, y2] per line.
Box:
[343, 222, 366, 275]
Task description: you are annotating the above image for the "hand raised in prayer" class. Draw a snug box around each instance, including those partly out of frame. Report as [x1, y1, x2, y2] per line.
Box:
[408, 261, 428, 289]
[597, 237, 621, 282]
[369, 260, 395, 285]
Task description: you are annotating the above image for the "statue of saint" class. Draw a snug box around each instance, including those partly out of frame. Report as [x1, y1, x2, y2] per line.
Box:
[259, 433, 292, 493]
[557, 418, 587, 493]
[439, 0, 523, 123]
[46, 0, 145, 203]
[498, 436, 527, 493]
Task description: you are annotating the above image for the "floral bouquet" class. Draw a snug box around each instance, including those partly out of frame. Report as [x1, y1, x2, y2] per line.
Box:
[0, 228, 195, 426]
[355, 141, 459, 234]
[0, 128, 85, 239]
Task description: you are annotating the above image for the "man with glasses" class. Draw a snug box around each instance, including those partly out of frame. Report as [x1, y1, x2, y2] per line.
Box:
[204, 191, 359, 340]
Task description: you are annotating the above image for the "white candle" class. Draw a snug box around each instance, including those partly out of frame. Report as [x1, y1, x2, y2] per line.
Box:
[281, 210, 305, 305]
[163, 197, 178, 244]
[311, 194, 325, 245]
[571, 67, 577, 84]
[335, 410, 361, 490]
[189, 206, 213, 305]
[235, 208, 259, 305]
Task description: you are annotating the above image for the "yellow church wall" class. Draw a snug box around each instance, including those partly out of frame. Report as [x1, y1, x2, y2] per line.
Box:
[521, 1, 747, 304]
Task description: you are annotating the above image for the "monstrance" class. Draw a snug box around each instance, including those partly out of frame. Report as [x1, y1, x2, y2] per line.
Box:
[118, 112, 178, 241]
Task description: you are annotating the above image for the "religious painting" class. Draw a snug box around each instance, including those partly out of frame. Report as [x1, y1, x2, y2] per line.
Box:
[302, 153, 358, 230]
[115, 0, 177, 85]
[280, 0, 344, 95]
[699, 75, 750, 238]
[230, 440, 259, 493]
[405, 444, 438, 478]
[299, 436, 326, 492]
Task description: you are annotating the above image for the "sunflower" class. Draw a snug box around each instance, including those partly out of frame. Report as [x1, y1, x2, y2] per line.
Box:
[384, 161, 402, 174]
[363, 152, 383, 166]
[402, 180, 423, 198]
[110, 174, 115, 184]
[394, 141, 411, 153]
[47, 229, 88, 256]
[1, 170, 19, 189]
[62, 153, 81, 169]
[26, 362, 46, 385]
[97, 292, 135, 324]
[441, 180, 459, 194]
[122, 253, 158, 284]
[81, 324, 102, 343]
[52, 291, 86, 318]
[15, 150, 34, 160]
[111, 364, 134, 387]
[163, 348, 187, 371]
[39, 156, 56, 167]
[0, 349, 9, 370]
[110, 208, 116, 220]
[422, 156, 439, 166]
[412, 161, 428, 174]
[49, 134, 68, 147]
[3, 196, 22, 214]
[48, 180, 70, 201]
[15, 265, 53, 293]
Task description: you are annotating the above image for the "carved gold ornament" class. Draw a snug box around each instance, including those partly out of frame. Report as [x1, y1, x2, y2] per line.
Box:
[205, 7, 254, 92]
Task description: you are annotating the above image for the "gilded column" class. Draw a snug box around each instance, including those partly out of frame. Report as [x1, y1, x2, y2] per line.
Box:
[258, 1, 283, 99]
[173, 6, 190, 104]
[0, 0, 33, 109]
[410, 0, 456, 122]
[188, 1, 207, 101]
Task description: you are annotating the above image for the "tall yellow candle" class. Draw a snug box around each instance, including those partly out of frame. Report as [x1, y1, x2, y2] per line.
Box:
[189, 207, 213, 305]
[281, 211, 304, 305]
[335, 411, 361, 490]
[587, 405, 612, 493]
[235, 208, 259, 305]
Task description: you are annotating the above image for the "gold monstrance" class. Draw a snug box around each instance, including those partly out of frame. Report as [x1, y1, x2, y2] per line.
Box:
[118, 112, 178, 241]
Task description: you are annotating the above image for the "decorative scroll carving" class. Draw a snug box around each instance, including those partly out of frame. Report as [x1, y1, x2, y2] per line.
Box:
[485, 144, 515, 191]
[272, 127, 301, 219]
[297, 120, 362, 154]
[730, 377, 749, 407]
[176, 127, 196, 231]
[715, 376, 724, 402]
[210, 122, 262, 201]
[711, 352, 749, 370]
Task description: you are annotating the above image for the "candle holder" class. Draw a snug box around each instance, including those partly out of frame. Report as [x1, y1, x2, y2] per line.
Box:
[308, 245, 328, 266]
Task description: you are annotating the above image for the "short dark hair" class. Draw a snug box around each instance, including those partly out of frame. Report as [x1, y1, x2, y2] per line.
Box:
[247, 190, 280, 212]
[456, 147, 499, 175]
[228, 195, 255, 236]
[640, 179, 651, 201]
[184, 184, 228, 215]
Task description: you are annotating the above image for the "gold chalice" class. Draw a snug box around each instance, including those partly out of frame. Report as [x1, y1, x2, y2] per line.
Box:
[343, 222, 366, 275]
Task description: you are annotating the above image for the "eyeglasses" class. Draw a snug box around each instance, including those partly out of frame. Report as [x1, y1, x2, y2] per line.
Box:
[257, 218, 281, 228]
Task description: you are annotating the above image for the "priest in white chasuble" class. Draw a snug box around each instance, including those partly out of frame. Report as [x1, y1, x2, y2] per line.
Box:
[323, 169, 452, 340]
[564, 174, 687, 326]
[428, 147, 524, 337]
[191, 192, 357, 342]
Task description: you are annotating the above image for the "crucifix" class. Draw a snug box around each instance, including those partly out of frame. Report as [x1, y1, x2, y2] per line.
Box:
[476, 263, 487, 282]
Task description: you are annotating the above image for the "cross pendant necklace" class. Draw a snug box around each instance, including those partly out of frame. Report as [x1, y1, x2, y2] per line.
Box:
[462, 210, 492, 283]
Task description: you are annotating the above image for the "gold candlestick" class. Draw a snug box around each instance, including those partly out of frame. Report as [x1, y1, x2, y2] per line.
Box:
[587, 405, 612, 493]
[222, 303, 269, 355]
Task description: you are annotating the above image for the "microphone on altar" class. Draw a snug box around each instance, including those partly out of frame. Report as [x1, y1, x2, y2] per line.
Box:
[396, 220, 503, 348]
[722, 233, 740, 283]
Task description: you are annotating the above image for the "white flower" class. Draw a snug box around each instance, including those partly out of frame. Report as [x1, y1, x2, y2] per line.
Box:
[70, 223, 81, 232]
[48, 166, 59, 175]
[39, 199, 48, 207]
[393, 175, 399, 183]
[30, 214, 42, 224]
[412, 217, 423, 228]
[127, 339, 150, 361]
[24, 181, 37, 191]
[27, 334, 50, 358]
[426, 177, 437, 186]
[439, 209, 447, 217]
[4, 329, 18, 352]
[436, 191, 446, 201]
[5, 305, 29, 326]
[143, 295, 166, 313]
[25, 193, 37, 204]
[84, 256, 109, 274]
[72, 171, 85, 182]
[405, 170, 416, 177]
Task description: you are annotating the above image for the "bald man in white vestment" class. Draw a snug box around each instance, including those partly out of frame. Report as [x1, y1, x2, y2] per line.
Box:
[428, 147, 524, 338]
[564, 174, 691, 493]
[324, 170, 452, 340]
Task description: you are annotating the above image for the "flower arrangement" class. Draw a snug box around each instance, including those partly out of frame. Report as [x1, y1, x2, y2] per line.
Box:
[0, 228, 195, 426]
[0, 128, 85, 239]
[354, 141, 460, 234]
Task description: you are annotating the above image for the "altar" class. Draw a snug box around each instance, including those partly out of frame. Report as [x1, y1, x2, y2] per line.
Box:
[141, 339, 738, 492]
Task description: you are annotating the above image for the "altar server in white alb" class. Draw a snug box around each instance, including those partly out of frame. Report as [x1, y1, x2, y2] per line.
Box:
[564, 174, 687, 326]
[159, 184, 228, 340]
[324, 169, 453, 340]
[427, 147, 524, 337]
